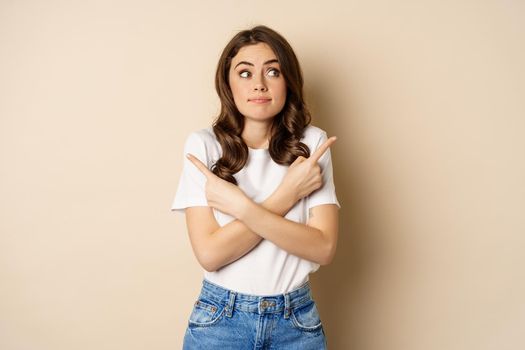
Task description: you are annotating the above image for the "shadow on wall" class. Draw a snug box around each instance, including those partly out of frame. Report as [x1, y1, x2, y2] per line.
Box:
[305, 73, 377, 349]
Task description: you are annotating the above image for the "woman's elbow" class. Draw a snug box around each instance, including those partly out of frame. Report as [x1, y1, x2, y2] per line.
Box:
[199, 259, 217, 272]
[318, 237, 337, 266]
[195, 251, 220, 272]
[318, 252, 335, 266]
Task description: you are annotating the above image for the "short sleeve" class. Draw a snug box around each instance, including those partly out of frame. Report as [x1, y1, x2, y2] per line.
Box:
[170, 132, 209, 214]
[306, 130, 341, 213]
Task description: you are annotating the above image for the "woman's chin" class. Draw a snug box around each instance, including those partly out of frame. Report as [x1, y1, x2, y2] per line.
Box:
[242, 113, 278, 122]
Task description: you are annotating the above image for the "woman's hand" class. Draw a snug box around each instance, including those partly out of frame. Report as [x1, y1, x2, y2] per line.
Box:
[185, 154, 251, 218]
[278, 136, 337, 203]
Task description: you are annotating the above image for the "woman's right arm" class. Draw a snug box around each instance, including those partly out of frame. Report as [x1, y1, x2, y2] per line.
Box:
[184, 185, 297, 272]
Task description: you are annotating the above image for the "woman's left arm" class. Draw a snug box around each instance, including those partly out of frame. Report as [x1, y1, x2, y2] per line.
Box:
[237, 201, 339, 265]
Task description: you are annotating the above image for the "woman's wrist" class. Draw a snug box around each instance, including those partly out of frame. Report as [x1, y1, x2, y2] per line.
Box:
[266, 186, 298, 215]
[235, 185, 299, 221]
[236, 196, 256, 222]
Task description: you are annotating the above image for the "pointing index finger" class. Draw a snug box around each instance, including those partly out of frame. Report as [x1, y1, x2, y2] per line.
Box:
[309, 136, 337, 163]
[186, 153, 213, 178]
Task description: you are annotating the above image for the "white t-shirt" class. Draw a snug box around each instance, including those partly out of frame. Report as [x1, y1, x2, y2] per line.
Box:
[171, 124, 340, 295]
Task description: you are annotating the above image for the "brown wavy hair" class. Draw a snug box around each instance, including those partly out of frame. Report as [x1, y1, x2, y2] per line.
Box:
[211, 25, 312, 185]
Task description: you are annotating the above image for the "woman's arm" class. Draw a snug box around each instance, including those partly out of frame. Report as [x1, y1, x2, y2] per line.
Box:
[185, 185, 297, 272]
[236, 201, 339, 265]
[185, 135, 338, 267]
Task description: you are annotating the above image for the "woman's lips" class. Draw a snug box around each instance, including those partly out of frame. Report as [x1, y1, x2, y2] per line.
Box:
[249, 98, 271, 104]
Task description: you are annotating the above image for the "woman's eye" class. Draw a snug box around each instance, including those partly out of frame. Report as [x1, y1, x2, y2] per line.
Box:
[238, 69, 280, 78]
[267, 68, 280, 77]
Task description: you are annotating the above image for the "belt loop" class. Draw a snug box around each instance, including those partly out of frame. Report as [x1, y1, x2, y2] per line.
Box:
[225, 291, 236, 318]
[283, 293, 291, 319]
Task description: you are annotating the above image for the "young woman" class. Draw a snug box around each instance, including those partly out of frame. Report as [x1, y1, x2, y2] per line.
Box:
[171, 25, 340, 349]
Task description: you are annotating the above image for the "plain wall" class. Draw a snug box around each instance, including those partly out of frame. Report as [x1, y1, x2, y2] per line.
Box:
[1, 0, 524, 349]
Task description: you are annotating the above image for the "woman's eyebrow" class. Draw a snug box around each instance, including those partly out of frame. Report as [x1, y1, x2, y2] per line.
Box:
[234, 59, 279, 69]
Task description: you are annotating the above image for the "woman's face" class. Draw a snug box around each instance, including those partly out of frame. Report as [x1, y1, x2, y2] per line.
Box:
[228, 42, 287, 123]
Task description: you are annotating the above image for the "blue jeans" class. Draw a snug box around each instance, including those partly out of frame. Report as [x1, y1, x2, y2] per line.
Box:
[183, 279, 327, 349]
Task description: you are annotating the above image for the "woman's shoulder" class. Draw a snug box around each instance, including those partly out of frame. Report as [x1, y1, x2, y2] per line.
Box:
[183, 127, 221, 159]
[302, 124, 329, 144]
[185, 126, 219, 147]
[188, 126, 215, 141]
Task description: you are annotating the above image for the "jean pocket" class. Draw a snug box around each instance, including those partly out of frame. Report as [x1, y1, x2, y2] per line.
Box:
[188, 298, 225, 327]
[290, 300, 323, 332]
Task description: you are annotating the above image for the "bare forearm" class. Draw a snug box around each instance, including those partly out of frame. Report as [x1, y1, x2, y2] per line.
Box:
[238, 201, 331, 265]
[206, 188, 297, 271]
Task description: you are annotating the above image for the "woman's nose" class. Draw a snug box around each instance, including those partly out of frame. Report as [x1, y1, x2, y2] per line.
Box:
[254, 84, 267, 91]
[253, 75, 267, 91]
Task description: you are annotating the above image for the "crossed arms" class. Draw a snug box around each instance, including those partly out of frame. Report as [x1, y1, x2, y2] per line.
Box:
[184, 137, 339, 272]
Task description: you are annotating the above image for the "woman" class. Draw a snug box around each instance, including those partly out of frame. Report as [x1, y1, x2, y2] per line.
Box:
[171, 25, 340, 349]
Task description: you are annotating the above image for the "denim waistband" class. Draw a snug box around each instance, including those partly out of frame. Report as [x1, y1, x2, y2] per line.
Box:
[199, 279, 314, 318]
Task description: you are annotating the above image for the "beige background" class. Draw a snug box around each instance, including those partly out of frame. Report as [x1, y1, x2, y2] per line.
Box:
[1, 0, 524, 349]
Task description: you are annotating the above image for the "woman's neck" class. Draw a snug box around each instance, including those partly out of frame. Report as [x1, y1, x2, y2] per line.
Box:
[242, 120, 272, 149]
